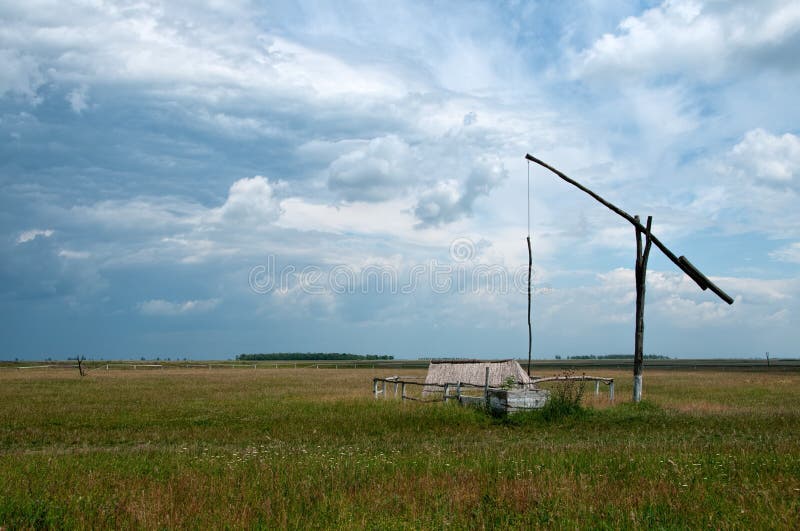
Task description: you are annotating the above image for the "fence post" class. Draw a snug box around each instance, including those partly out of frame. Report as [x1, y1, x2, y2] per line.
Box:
[401, 382, 406, 400]
[595, 380, 600, 396]
[457, 381, 462, 402]
[443, 383, 449, 402]
[373, 378, 379, 399]
[609, 381, 615, 402]
[484, 366, 490, 410]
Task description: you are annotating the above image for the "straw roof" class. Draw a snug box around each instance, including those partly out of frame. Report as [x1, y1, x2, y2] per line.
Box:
[422, 359, 532, 395]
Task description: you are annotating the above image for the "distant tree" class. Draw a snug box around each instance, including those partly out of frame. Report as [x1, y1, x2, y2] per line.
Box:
[70, 355, 87, 377]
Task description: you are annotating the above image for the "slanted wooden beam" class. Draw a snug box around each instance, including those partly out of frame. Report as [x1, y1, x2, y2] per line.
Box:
[525, 153, 734, 305]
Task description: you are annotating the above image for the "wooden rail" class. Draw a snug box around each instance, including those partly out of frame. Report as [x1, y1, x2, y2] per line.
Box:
[373, 376, 512, 404]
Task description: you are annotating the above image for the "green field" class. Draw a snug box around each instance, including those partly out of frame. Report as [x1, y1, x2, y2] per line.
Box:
[1, 367, 799, 529]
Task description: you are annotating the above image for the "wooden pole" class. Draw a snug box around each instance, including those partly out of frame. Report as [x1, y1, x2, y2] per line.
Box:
[527, 236, 533, 377]
[484, 366, 490, 410]
[633, 215, 653, 402]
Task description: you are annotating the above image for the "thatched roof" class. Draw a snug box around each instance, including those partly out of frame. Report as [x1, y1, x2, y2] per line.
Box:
[423, 359, 531, 395]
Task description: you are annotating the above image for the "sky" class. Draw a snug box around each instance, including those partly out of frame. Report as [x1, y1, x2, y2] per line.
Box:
[1, 0, 799, 360]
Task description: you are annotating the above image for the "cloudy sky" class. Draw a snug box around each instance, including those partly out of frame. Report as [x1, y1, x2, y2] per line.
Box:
[2, 0, 799, 360]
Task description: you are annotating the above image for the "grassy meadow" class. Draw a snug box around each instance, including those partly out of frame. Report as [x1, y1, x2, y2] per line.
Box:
[1, 366, 799, 528]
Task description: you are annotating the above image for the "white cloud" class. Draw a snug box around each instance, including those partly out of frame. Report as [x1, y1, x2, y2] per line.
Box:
[62, 175, 285, 265]
[138, 298, 220, 316]
[278, 197, 417, 238]
[209, 175, 283, 225]
[265, 36, 407, 99]
[692, 128, 800, 239]
[66, 85, 89, 113]
[327, 135, 413, 201]
[572, 0, 800, 82]
[414, 155, 507, 227]
[16, 228, 53, 243]
[0, 49, 43, 101]
[58, 249, 90, 259]
[0, 3, 410, 110]
[72, 198, 203, 233]
[729, 128, 800, 183]
[770, 242, 800, 264]
[536, 266, 797, 335]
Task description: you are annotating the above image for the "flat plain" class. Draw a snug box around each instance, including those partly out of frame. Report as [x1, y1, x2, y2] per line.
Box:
[1, 366, 799, 529]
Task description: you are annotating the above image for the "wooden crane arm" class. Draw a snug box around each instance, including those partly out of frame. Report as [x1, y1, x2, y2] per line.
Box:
[525, 153, 734, 305]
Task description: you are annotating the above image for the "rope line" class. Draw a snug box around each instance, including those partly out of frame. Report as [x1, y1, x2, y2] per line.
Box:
[527, 160, 530, 237]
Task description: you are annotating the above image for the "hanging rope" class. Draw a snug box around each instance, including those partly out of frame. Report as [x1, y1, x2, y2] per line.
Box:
[526, 160, 533, 377]
[527, 159, 531, 237]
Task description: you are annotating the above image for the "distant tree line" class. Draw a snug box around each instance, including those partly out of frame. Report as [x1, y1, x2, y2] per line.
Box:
[236, 353, 394, 361]
[555, 354, 671, 360]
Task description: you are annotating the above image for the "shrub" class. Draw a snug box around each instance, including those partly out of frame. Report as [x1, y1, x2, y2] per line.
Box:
[540, 370, 586, 421]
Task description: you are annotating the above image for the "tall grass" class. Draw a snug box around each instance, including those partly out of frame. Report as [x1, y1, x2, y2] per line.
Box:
[0, 368, 799, 528]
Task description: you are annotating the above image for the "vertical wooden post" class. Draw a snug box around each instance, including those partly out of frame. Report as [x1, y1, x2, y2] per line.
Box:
[609, 381, 615, 401]
[595, 380, 600, 396]
[373, 378, 379, 399]
[633, 215, 653, 403]
[484, 366, 490, 410]
[527, 236, 533, 377]
[443, 383, 449, 402]
[401, 382, 406, 400]
[457, 381, 462, 401]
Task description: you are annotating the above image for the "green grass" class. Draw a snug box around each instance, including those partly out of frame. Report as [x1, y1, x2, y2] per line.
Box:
[1, 368, 799, 528]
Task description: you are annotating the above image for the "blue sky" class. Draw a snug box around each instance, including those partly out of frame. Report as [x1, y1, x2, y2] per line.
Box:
[1, 0, 799, 360]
